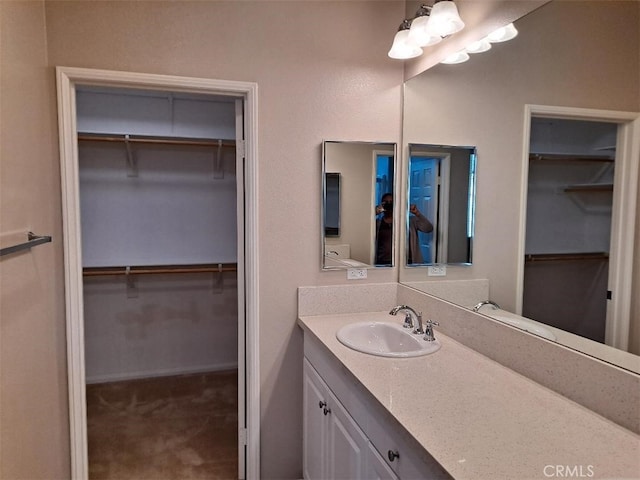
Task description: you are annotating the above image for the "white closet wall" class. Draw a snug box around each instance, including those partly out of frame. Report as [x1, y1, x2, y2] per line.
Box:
[523, 119, 616, 343]
[78, 88, 239, 382]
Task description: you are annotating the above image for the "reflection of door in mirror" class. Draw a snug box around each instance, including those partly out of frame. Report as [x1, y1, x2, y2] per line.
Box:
[523, 117, 621, 346]
[407, 144, 476, 266]
[409, 155, 441, 263]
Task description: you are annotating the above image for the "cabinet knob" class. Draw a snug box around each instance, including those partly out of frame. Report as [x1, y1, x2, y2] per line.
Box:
[323, 407, 331, 416]
[319, 400, 327, 409]
[388, 450, 400, 462]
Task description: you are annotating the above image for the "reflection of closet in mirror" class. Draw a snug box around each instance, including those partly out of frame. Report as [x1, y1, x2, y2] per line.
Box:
[77, 86, 239, 477]
[524, 118, 617, 344]
[407, 144, 476, 266]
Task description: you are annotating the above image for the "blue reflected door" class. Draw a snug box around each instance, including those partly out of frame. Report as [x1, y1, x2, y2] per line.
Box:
[409, 156, 438, 263]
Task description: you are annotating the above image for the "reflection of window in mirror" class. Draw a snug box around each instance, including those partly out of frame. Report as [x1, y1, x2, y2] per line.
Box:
[324, 173, 340, 237]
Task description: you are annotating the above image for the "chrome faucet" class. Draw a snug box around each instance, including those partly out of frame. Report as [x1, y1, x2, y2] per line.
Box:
[472, 300, 501, 312]
[423, 319, 440, 342]
[389, 305, 424, 334]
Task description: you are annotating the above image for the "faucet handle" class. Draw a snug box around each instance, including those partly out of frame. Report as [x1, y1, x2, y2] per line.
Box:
[423, 319, 440, 342]
[402, 313, 413, 329]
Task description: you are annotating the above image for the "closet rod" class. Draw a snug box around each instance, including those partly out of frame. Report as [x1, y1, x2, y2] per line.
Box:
[525, 252, 608, 263]
[77, 132, 236, 149]
[529, 153, 614, 163]
[0, 232, 52, 258]
[83, 263, 237, 277]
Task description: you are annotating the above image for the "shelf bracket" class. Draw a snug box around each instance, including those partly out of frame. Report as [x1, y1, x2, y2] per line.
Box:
[124, 134, 138, 178]
[214, 139, 224, 179]
[213, 263, 224, 294]
[125, 266, 138, 298]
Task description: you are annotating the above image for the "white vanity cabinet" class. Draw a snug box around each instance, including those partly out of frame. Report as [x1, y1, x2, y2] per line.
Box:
[303, 334, 450, 480]
[303, 359, 397, 480]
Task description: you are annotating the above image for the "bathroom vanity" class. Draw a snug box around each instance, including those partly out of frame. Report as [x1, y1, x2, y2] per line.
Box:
[298, 310, 640, 480]
[303, 318, 449, 480]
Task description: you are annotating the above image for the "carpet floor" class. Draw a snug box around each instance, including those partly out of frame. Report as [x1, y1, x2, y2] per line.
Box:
[86, 370, 238, 480]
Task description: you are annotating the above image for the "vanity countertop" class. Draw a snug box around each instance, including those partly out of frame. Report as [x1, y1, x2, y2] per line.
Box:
[298, 312, 640, 480]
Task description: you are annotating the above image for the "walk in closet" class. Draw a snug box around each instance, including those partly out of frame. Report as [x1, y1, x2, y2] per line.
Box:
[524, 118, 617, 343]
[77, 86, 239, 479]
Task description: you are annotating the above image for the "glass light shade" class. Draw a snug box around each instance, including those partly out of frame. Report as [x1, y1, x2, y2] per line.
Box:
[426, 1, 465, 37]
[408, 14, 443, 47]
[388, 29, 423, 59]
[487, 23, 518, 43]
[440, 50, 470, 64]
[466, 38, 492, 54]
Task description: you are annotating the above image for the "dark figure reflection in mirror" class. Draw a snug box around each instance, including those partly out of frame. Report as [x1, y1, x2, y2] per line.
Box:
[407, 203, 434, 264]
[375, 193, 394, 265]
[376, 193, 433, 266]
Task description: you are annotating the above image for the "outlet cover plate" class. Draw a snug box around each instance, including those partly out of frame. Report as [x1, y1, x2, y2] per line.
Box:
[428, 265, 447, 276]
[347, 268, 368, 280]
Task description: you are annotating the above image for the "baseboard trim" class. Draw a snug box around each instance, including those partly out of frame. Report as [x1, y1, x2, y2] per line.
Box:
[86, 362, 239, 384]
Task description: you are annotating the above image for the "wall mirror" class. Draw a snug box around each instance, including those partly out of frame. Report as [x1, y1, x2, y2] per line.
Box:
[322, 141, 396, 269]
[406, 143, 476, 266]
[400, 0, 640, 373]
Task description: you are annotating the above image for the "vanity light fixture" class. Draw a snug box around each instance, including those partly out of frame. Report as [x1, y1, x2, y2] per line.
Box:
[389, 0, 465, 60]
[408, 5, 443, 47]
[440, 50, 470, 64]
[426, 0, 465, 37]
[465, 38, 492, 54]
[486, 22, 518, 43]
[454, 22, 518, 64]
[388, 19, 424, 60]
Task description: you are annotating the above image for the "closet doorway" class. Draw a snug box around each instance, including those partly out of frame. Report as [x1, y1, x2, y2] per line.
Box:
[517, 104, 639, 351]
[56, 68, 259, 480]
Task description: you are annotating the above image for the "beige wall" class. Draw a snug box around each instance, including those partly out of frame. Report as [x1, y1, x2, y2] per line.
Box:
[402, 1, 639, 312]
[0, 2, 70, 478]
[34, 1, 403, 478]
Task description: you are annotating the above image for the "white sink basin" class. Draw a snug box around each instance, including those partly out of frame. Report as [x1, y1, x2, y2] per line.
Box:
[486, 311, 557, 341]
[336, 321, 441, 358]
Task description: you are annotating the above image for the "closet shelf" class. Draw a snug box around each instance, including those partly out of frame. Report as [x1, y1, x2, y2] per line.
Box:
[564, 183, 613, 193]
[525, 252, 608, 263]
[83, 263, 237, 277]
[529, 153, 614, 163]
[77, 132, 236, 149]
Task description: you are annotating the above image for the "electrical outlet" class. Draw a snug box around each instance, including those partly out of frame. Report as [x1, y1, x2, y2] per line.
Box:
[428, 265, 447, 276]
[347, 268, 368, 280]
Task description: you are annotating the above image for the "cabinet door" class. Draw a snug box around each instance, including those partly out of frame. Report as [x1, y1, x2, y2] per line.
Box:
[326, 390, 368, 480]
[303, 361, 327, 480]
[365, 442, 399, 480]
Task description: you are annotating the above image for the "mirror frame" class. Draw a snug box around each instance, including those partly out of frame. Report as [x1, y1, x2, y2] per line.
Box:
[321, 140, 398, 270]
[405, 143, 477, 267]
[398, 0, 640, 374]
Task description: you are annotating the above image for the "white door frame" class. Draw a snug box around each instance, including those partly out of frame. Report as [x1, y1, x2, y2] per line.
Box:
[55, 66, 260, 479]
[517, 104, 639, 350]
